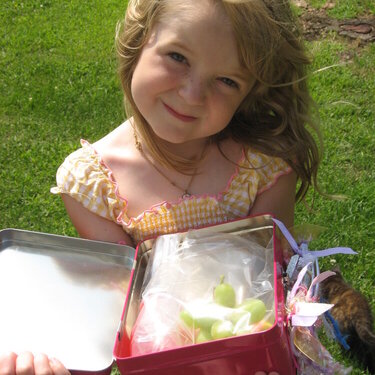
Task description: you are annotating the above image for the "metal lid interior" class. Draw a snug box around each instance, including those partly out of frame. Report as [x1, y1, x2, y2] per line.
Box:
[0, 229, 135, 372]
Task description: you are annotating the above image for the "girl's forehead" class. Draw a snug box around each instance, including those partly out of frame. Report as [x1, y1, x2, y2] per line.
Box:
[160, 0, 229, 26]
[156, 0, 233, 44]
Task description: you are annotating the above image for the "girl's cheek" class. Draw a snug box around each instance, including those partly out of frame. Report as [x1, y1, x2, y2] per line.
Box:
[163, 66, 185, 83]
[151, 69, 180, 88]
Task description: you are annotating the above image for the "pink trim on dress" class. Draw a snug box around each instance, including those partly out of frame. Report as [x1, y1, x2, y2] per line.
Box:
[80, 140, 291, 228]
[81, 140, 247, 227]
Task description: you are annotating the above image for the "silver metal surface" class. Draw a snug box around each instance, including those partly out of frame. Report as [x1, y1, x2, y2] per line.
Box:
[0, 229, 135, 372]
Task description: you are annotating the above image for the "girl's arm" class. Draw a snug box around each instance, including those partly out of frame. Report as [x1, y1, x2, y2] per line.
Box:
[249, 171, 297, 229]
[61, 194, 134, 246]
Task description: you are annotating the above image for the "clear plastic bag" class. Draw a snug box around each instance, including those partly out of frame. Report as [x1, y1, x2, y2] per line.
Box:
[130, 230, 276, 356]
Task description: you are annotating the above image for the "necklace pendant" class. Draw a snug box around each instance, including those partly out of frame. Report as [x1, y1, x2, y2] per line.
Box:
[182, 191, 191, 199]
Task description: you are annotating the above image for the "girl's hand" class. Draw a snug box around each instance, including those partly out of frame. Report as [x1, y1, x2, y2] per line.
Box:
[0, 352, 70, 375]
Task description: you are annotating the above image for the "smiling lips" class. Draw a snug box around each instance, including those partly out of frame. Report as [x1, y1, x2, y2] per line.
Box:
[163, 103, 197, 122]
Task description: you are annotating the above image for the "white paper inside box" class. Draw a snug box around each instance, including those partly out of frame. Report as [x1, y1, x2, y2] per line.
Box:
[114, 214, 296, 375]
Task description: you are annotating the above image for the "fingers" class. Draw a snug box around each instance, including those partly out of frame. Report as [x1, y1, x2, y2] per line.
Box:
[16, 352, 35, 375]
[0, 352, 17, 375]
[48, 358, 70, 375]
[33, 354, 70, 375]
[0, 352, 70, 375]
[34, 354, 53, 375]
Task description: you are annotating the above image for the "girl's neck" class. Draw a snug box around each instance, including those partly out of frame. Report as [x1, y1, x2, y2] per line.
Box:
[130, 117, 211, 161]
[156, 136, 210, 160]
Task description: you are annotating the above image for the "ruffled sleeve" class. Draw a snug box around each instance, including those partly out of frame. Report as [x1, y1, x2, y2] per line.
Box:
[252, 150, 292, 195]
[214, 148, 293, 218]
[232, 148, 292, 210]
[50, 140, 127, 223]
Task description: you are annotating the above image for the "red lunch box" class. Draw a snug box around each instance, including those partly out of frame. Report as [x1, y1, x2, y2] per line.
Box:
[0, 214, 295, 374]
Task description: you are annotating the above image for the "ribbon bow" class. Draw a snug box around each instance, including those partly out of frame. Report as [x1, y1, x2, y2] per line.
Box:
[272, 218, 357, 259]
[287, 263, 334, 327]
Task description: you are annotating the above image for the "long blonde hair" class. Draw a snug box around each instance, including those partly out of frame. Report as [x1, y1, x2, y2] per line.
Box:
[116, 0, 322, 201]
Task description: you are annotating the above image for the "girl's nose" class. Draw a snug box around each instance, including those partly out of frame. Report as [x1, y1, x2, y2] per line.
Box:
[178, 75, 206, 105]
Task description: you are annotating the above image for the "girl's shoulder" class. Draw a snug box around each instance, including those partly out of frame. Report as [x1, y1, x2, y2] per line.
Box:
[240, 146, 290, 171]
[91, 120, 141, 178]
[53, 120, 133, 188]
[93, 120, 133, 157]
[235, 145, 292, 194]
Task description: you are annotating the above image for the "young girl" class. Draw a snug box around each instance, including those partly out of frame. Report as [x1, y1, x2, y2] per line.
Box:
[2, 0, 321, 373]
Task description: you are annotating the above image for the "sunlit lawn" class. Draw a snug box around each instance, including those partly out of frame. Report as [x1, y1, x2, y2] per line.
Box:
[1, 1, 374, 373]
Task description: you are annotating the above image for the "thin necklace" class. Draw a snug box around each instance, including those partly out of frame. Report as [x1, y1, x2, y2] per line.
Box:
[133, 130, 207, 199]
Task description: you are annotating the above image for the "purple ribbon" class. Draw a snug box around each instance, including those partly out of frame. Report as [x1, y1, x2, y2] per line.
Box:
[273, 218, 355, 374]
[272, 218, 357, 257]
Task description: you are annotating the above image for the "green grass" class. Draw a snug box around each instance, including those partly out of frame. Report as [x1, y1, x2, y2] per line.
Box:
[0, 0, 126, 236]
[295, 39, 375, 375]
[1, 1, 374, 374]
[309, 0, 375, 18]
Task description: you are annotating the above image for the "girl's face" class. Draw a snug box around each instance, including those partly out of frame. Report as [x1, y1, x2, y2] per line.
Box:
[131, 0, 251, 146]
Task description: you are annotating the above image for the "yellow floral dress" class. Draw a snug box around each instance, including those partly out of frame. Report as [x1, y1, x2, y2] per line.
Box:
[51, 140, 292, 243]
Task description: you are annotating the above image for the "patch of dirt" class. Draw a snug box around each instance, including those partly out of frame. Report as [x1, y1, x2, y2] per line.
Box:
[292, 0, 375, 45]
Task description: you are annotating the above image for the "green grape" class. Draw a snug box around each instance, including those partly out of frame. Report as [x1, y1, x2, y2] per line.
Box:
[239, 298, 266, 324]
[196, 329, 213, 343]
[180, 310, 194, 328]
[213, 275, 236, 308]
[211, 320, 234, 339]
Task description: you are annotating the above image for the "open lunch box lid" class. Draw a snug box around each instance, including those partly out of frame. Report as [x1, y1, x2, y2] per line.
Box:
[0, 214, 295, 375]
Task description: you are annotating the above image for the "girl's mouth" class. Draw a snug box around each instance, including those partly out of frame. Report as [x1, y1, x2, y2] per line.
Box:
[163, 103, 197, 122]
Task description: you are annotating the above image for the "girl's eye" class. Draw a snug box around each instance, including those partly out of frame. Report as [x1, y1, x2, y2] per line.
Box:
[168, 52, 187, 64]
[218, 77, 238, 89]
